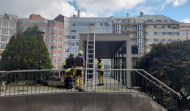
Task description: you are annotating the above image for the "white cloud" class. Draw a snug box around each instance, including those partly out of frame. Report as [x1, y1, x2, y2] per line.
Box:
[173, 0, 187, 6]
[75, 0, 146, 16]
[182, 19, 190, 23]
[161, 0, 187, 9]
[0, 0, 78, 19]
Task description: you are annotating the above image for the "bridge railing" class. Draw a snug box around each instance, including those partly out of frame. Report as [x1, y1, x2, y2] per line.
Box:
[0, 69, 180, 111]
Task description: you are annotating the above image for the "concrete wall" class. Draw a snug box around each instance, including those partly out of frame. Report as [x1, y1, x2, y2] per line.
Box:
[0, 93, 166, 111]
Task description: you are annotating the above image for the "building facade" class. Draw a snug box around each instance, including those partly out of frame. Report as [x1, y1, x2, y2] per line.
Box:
[179, 23, 190, 40]
[0, 14, 18, 58]
[55, 14, 113, 60]
[18, 14, 64, 69]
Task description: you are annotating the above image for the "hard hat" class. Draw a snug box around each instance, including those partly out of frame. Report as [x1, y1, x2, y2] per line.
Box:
[78, 50, 83, 55]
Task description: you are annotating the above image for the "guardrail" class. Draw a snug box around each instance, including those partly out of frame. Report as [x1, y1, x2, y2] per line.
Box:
[0, 69, 180, 111]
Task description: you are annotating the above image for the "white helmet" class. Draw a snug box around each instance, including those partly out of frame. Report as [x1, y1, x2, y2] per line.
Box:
[78, 50, 83, 55]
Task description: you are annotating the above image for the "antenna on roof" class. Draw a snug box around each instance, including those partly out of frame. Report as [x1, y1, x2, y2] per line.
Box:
[127, 13, 130, 17]
[140, 11, 144, 17]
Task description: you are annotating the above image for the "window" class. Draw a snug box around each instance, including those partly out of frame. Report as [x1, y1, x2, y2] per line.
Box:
[148, 39, 154, 42]
[180, 31, 186, 35]
[129, 19, 135, 23]
[122, 19, 128, 23]
[156, 20, 162, 22]
[164, 32, 169, 35]
[164, 25, 168, 28]
[171, 25, 177, 29]
[158, 39, 163, 43]
[10, 22, 15, 28]
[188, 31, 190, 35]
[157, 25, 163, 29]
[2, 29, 8, 34]
[148, 25, 154, 28]
[157, 32, 163, 36]
[71, 30, 76, 33]
[2, 22, 8, 27]
[147, 19, 153, 22]
[165, 39, 169, 42]
[172, 39, 178, 42]
[1, 43, 7, 49]
[148, 32, 154, 35]
[51, 46, 57, 49]
[72, 36, 76, 39]
[171, 32, 178, 36]
[1, 36, 8, 41]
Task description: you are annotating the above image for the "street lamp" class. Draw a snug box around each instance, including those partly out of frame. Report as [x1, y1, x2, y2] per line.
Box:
[37, 31, 44, 70]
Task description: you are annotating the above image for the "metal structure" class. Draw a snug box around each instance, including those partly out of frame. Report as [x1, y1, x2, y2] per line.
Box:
[0, 69, 180, 110]
[85, 24, 96, 91]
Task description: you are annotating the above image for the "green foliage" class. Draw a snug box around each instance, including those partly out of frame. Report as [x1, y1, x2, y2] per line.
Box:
[0, 26, 53, 70]
[136, 41, 190, 91]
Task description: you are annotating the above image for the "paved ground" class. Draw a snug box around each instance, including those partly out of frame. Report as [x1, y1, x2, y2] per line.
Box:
[0, 76, 137, 96]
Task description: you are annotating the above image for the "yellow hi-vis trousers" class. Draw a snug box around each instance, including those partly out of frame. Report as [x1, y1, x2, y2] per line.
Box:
[98, 71, 103, 84]
[75, 66, 83, 89]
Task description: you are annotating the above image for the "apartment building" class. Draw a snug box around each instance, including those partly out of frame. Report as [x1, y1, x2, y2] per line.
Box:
[55, 13, 113, 60]
[0, 14, 18, 58]
[179, 23, 190, 40]
[113, 12, 183, 54]
[18, 14, 64, 69]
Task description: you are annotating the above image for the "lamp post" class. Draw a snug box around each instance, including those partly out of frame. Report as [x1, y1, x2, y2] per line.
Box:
[37, 31, 44, 70]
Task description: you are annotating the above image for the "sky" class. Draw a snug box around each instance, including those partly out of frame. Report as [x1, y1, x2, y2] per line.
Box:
[0, 0, 189, 23]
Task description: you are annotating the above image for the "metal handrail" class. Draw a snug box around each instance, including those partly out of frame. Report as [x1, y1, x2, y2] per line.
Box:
[137, 69, 180, 97]
[0, 68, 180, 97]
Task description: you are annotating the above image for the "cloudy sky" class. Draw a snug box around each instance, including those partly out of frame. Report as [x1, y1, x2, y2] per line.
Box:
[0, 0, 189, 23]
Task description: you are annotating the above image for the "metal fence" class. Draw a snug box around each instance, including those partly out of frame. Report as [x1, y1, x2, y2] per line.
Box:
[0, 69, 180, 111]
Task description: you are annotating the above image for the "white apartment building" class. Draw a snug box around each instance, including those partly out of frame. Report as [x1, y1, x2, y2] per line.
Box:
[179, 23, 190, 40]
[0, 14, 18, 58]
[55, 14, 113, 60]
[112, 12, 184, 54]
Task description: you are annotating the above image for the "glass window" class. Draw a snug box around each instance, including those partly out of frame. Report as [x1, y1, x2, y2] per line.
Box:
[157, 25, 163, 29]
[148, 39, 154, 42]
[171, 25, 177, 29]
[71, 30, 76, 33]
[148, 32, 154, 35]
[164, 25, 168, 28]
[165, 39, 169, 42]
[147, 19, 153, 22]
[1, 43, 7, 49]
[188, 31, 190, 35]
[1, 36, 8, 41]
[10, 22, 15, 28]
[180, 31, 186, 35]
[156, 20, 162, 22]
[171, 32, 178, 36]
[129, 19, 135, 23]
[148, 25, 154, 28]
[172, 39, 178, 42]
[157, 32, 163, 36]
[158, 39, 163, 43]
[2, 21, 8, 27]
[164, 32, 169, 35]
[2, 29, 8, 34]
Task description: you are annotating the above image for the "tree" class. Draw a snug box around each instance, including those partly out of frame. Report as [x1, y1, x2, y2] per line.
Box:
[0, 26, 53, 70]
[136, 40, 190, 110]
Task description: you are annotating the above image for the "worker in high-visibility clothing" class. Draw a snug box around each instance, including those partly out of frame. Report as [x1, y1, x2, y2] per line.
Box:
[97, 56, 104, 86]
[62, 61, 66, 69]
[74, 50, 85, 91]
[64, 68, 76, 89]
